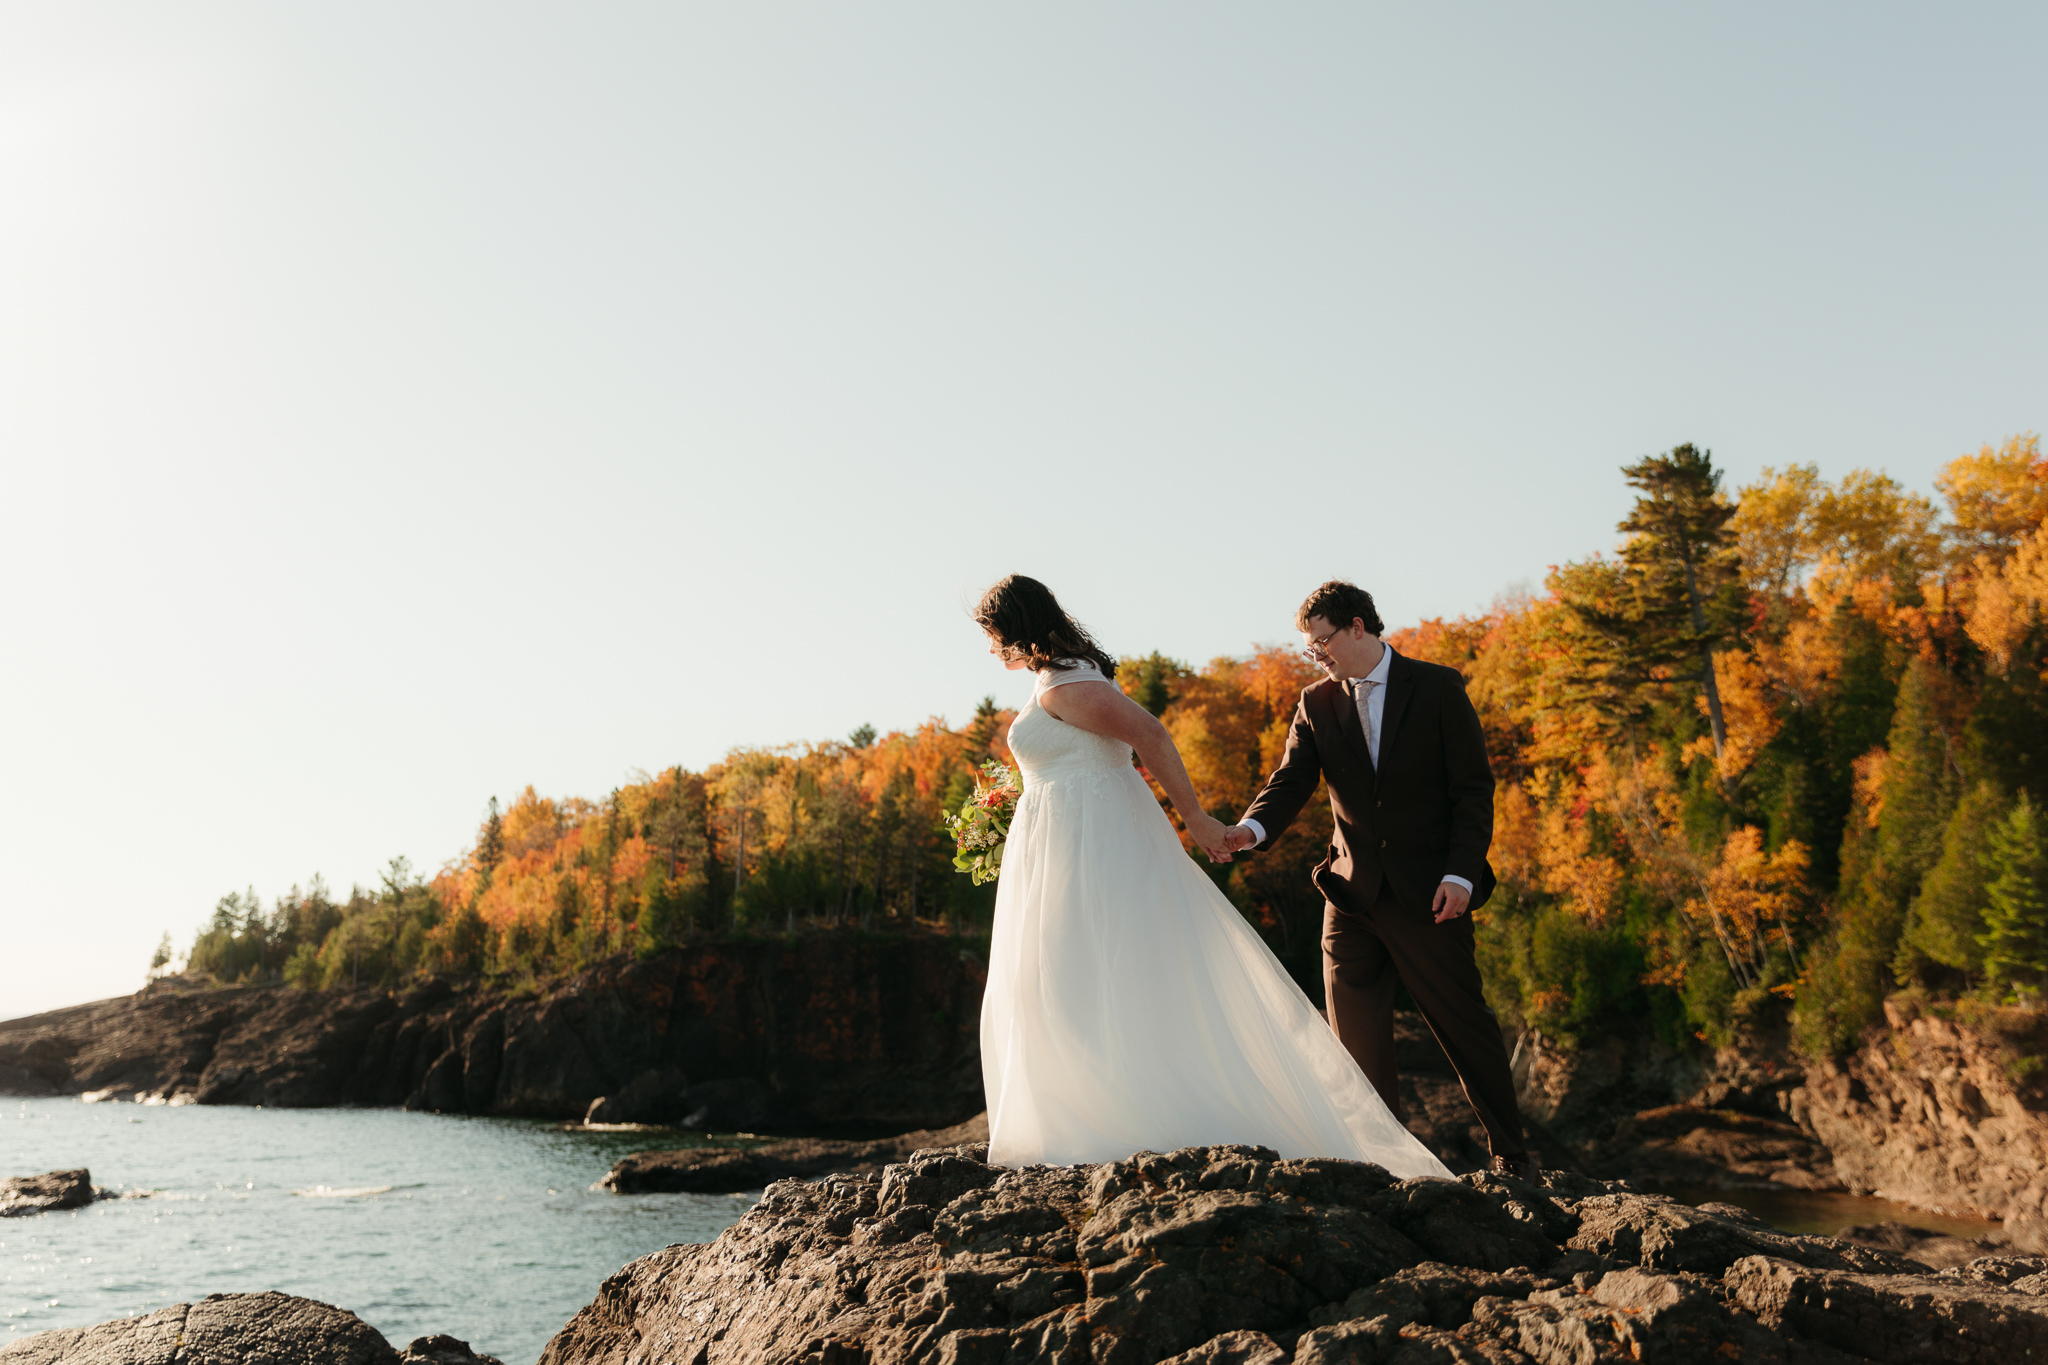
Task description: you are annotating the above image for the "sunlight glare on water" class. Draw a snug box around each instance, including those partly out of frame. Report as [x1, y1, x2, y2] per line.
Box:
[3, 1098, 753, 1365]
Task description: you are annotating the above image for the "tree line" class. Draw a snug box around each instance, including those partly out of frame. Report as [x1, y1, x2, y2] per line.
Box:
[177, 432, 2048, 1065]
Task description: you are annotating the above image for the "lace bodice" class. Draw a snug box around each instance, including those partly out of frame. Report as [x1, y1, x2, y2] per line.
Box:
[1006, 660, 1134, 786]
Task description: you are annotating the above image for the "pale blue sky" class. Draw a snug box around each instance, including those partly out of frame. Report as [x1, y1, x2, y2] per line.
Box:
[2, 3, 2041, 1018]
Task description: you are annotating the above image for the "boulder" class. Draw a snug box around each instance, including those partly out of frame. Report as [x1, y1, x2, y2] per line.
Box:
[397, 1335, 505, 1365]
[0, 1168, 96, 1217]
[0, 1292, 473, 1365]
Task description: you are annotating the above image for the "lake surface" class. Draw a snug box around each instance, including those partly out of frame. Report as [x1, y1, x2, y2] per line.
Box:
[3, 1098, 753, 1365]
[1660, 1184, 2003, 1239]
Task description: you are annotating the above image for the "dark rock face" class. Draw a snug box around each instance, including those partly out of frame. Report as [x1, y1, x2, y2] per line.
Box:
[539, 1142, 2048, 1365]
[602, 1114, 992, 1193]
[584, 1066, 690, 1124]
[0, 937, 989, 1131]
[0, 1291, 494, 1365]
[1727, 1255, 2048, 1364]
[1797, 999, 2048, 1252]
[0, 1168, 96, 1217]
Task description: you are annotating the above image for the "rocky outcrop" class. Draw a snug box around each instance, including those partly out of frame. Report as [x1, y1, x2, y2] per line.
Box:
[1512, 1023, 1840, 1191]
[1794, 999, 2048, 1250]
[603, 1114, 992, 1193]
[0, 1168, 97, 1217]
[0, 935, 988, 1132]
[1508, 998, 2048, 1252]
[538, 1140, 2048, 1365]
[0, 1291, 501, 1365]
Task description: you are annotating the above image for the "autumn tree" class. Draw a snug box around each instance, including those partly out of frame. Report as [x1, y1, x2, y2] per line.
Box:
[1732, 463, 1824, 598]
[1939, 433, 2047, 563]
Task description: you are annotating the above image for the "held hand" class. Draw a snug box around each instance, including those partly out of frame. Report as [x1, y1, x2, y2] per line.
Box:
[1431, 880, 1472, 924]
[1185, 814, 1236, 864]
[1222, 823, 1259, 853]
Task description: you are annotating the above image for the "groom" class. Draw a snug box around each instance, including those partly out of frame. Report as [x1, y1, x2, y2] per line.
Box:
[1221, 580, 1537, 1178]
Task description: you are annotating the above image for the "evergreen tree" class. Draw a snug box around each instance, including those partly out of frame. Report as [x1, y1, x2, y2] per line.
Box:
[1555, 446, 1744, 769]
[1899, 780, 2005, 977]
[1796, 657, 1961, 1051]
[476, 797, 505, 878]
[1980, 791, 2048, 988]
[1617, 444, 1746, 765]
[147, 932, 175, 982]
[964, 696, 1001, 763]
[1119, 652, 1188, 717]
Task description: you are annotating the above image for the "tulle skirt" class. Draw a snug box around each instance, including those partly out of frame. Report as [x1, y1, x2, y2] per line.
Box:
[979, 760, 1452, 1178]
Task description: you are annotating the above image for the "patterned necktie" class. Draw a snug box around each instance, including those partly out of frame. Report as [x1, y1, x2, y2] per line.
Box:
[1349, 677, 1376, 764]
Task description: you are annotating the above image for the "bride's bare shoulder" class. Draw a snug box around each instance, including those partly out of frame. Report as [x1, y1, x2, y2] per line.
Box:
[1035, 659, 1119, 719]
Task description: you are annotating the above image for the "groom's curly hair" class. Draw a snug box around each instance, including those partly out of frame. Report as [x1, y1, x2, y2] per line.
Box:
[1296, 580, 1385, 636]
[974, 576, 1119, 679]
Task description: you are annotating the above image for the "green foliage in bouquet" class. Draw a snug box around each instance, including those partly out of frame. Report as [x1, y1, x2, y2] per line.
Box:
[943, 760, 1021, 886]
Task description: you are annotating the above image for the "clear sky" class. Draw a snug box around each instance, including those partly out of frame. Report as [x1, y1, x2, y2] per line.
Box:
[2, 3, 2041, 1019]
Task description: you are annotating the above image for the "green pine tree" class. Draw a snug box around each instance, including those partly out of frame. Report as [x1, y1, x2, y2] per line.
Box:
[1980, 791, 2048, 988]
[1119, 652, 1188, 717]
[1556, 445, 1745, 766]
[964, 696, 1001, 763]
[1795, 657, 1962, 1053]
[1900, 781, 2006, 977]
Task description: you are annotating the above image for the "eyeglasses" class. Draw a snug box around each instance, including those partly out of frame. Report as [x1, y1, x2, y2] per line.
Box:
[1302, 624, 1346, 661]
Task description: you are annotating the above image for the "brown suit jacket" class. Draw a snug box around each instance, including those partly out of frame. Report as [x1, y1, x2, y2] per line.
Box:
[1242, 649, 1496, 915]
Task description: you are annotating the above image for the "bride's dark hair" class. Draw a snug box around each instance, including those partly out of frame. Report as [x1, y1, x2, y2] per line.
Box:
[974, 576, 1119, 679]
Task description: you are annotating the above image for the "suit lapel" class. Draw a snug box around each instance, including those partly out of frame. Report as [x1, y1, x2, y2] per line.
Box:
[1375, 650, 1414, 789]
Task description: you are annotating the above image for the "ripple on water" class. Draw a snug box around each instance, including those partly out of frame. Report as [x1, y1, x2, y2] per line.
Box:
[3, 1098, 757, 1365]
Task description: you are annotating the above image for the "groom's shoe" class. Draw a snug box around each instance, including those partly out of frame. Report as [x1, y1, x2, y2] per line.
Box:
[1489, 1152, 1543, 1183]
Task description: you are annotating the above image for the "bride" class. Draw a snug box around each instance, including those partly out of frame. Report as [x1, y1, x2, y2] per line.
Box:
[972, 575, 1450, 1179]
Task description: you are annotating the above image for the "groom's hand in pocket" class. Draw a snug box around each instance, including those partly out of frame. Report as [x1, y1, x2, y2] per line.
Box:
[1431, 880, 1471, 923]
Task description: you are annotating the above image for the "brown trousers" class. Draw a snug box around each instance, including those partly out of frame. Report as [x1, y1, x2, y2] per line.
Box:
[1322, 876, 1528, 1158]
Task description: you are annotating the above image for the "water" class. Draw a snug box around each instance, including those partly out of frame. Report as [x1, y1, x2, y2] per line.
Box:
[1666, 1185, 2004, 1240]
[3, 1098, 753, 1365]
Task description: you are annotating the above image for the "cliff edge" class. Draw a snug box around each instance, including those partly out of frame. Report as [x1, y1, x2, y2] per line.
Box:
[0, 936, 988, 1133]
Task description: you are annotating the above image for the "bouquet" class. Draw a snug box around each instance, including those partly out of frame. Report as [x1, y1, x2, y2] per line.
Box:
[943, 759, 1021, 885]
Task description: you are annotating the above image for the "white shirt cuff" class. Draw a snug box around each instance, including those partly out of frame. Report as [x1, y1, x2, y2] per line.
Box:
[1238, 818, 1267, 846]
[1441, 875, 1473, 892]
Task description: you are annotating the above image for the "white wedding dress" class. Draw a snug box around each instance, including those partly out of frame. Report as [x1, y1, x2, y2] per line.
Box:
[981, 660, 1452, 1178]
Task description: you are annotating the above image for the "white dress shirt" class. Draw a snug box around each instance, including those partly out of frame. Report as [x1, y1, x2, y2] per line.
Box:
[1238, 645, 1473, 894]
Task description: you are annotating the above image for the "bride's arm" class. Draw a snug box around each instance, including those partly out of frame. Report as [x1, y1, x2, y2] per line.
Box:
[1037, 680, 1236, 862]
